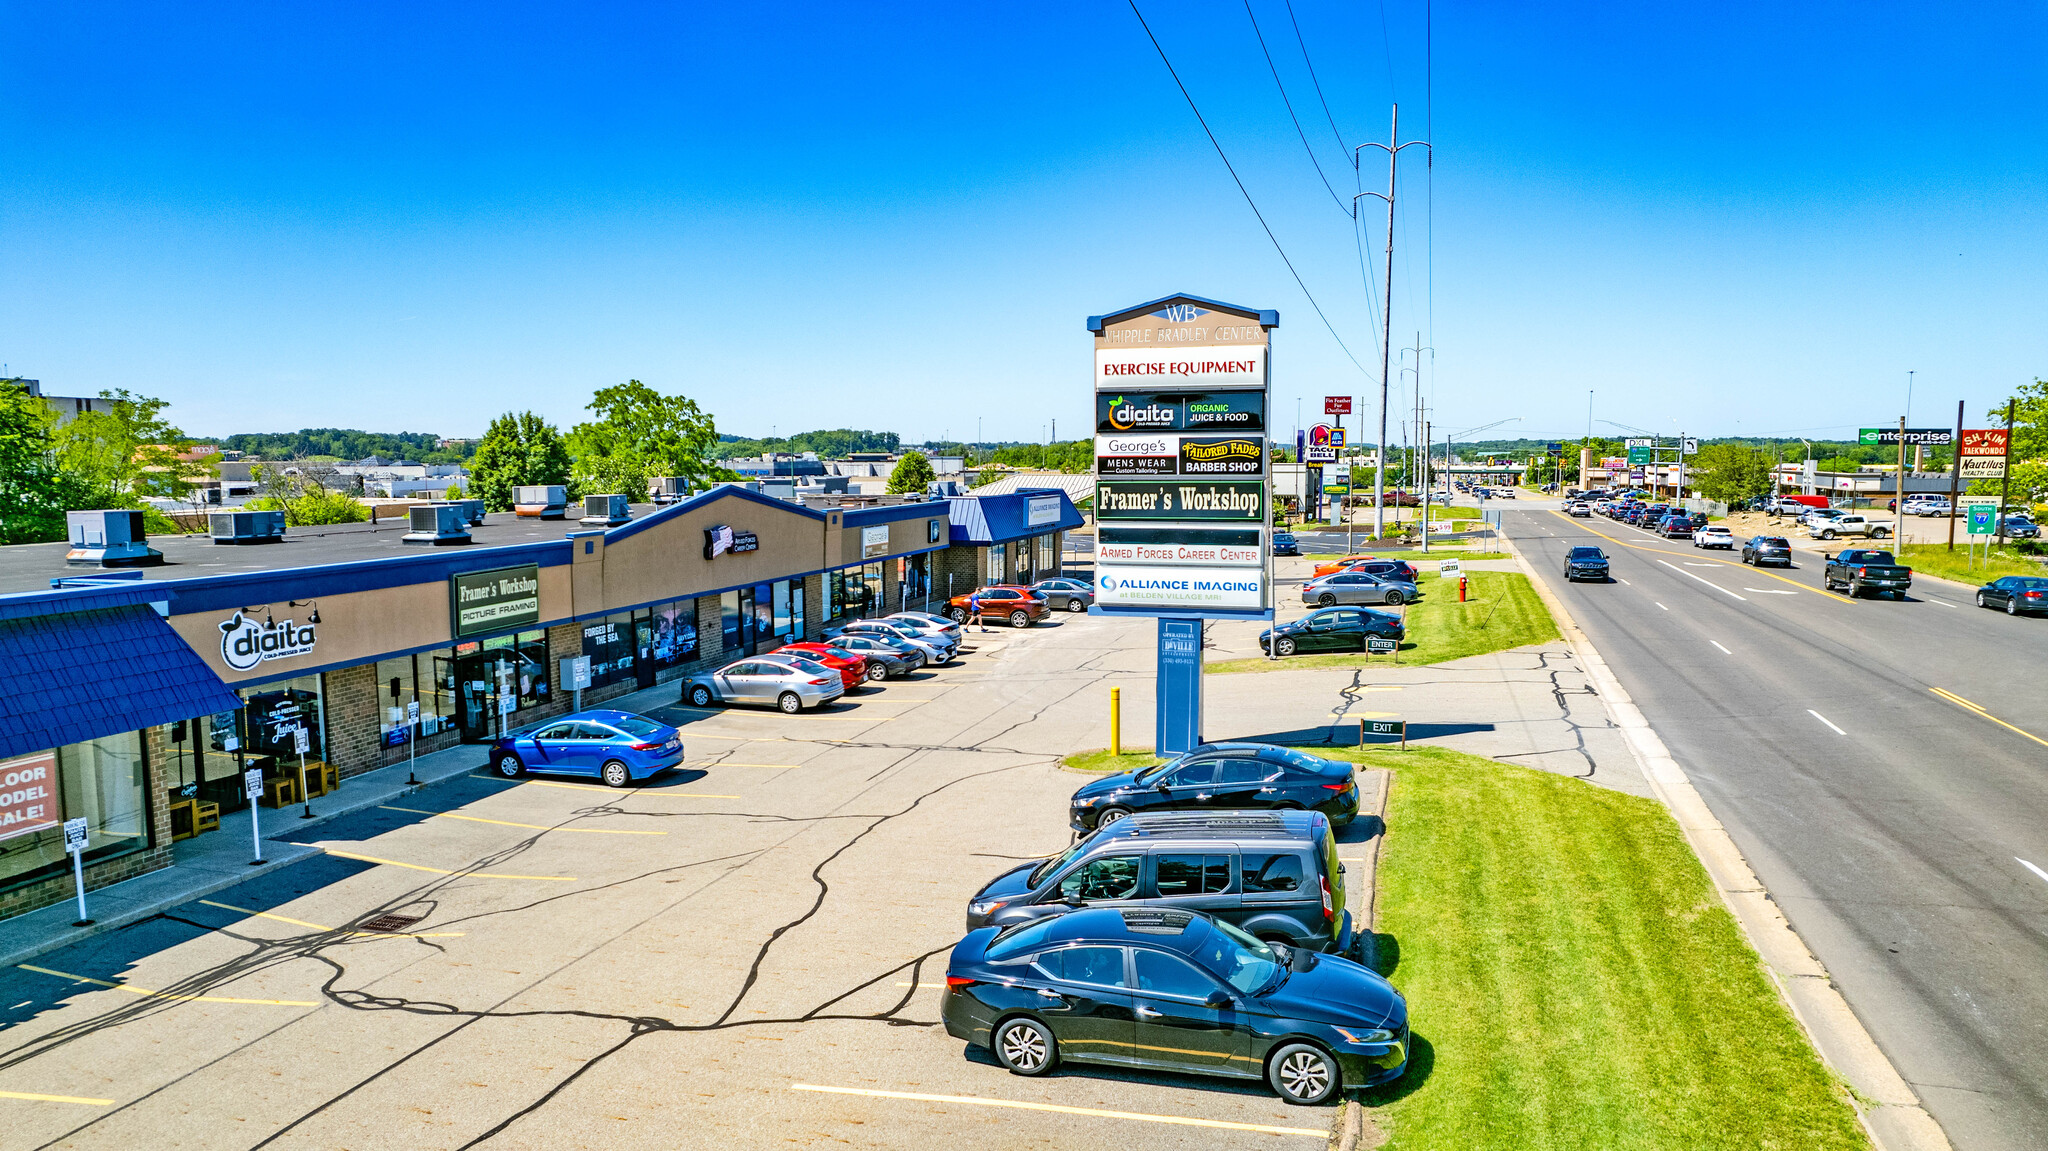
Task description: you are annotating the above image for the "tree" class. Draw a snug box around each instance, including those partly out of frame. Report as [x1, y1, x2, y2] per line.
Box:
[887, 451, 938, 494]
[443, 482, 464, 499]
[52, 389, 216, 503]
[1, 382, 75, 544]
[469, 412, 573, 512]
[246, 487, 369, 526]
[566, 380, 734, 498]
[1690, 443, 1774, 504]
[1985, 378, 2048, 464]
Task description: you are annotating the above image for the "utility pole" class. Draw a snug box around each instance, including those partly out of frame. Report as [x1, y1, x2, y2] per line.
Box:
[1895, 415, 1908, 528]
[1997, 399, 2016, 545]
[1354, 106, 1430, 543]
[1946, 399, 1964, 550]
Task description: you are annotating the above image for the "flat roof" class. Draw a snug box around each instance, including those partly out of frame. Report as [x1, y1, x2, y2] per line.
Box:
[0, 508, 637, 597]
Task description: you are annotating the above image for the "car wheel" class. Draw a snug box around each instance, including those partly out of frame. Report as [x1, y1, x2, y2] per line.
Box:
[494, 753, 523, 778]
[1317, 593, 1336, 607]
[1976, 592, 1987, 608]
[948, 606, 969, 624]
[1821, 529, 1836, 539]
[688, 684, 716, 707]
[1267, 1042, 1341, 1106]
[1872, 528, 1889, 538]
[865, 662, 887, 683]
[2009, 598, 2020, 616]
[601, 759, 631, 788]
[1850, 579, 1864, 598]
[1010, 610, 1031, 628]
[1274, 637, 1297, 657]
[778, 692, 802, 714]
[1382, 590, 1404, 606]
[1066, 598, 1085, 613]
[993, 1016, 1059, 1076]
[1097, 805, 1132, 828]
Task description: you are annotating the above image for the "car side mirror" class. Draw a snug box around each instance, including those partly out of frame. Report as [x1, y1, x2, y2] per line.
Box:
[1155, 780, 1172, 792]
[1205, 990, 1232, 1008]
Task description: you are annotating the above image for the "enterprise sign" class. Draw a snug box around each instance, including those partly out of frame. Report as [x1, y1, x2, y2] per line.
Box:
[1096, 565, 1265, 610]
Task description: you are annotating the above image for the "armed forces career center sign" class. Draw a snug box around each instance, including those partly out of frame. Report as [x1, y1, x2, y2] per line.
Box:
[1087, 295, 1275, 618]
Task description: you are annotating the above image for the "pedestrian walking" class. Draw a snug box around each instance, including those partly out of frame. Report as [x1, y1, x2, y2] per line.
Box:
[969, 589, 987, 632]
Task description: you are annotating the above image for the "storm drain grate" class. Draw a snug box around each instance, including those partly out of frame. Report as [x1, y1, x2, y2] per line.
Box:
[358, 913, 424, 933]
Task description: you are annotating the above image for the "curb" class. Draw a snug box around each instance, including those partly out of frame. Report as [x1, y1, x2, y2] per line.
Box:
[1501, 526, 1952, 1151]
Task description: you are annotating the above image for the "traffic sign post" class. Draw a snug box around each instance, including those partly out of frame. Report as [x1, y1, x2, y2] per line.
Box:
[295, 726, 315, 820]
[245, 767, 266, 864]
[1358, 717, 1407, 750]
[405, 699, 422, 786]
[63, 817, 91, 925]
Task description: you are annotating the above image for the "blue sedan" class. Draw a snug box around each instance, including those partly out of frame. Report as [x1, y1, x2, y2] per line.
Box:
[490, 709, 684, 788]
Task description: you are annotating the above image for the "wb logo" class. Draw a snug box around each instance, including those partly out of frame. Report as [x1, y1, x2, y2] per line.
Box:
[1151, 305, 1209, 323]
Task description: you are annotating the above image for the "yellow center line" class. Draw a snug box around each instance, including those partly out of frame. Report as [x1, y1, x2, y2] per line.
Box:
[0, 1089, 114, 1106]
[788, 1084, 1327, 1139]
[378, 806, 667, 834]
[1548, 510, 1854, 603]
[197, 900, 465, 937]
[319, 848, 575, 882]
[16, 964, 318, 1007]
[518, 780, 743, 797]
[1930, 688, 2048, 749]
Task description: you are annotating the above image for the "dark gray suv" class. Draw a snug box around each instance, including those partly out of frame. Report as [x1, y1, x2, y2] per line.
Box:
[963, 810, 1356, 956]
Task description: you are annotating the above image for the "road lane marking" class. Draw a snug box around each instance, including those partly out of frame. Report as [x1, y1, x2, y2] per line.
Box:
[319, 849, 575, 882]
[787, 1084, 1328, 1139]
[1655, 602, 1668, 611]
[198, 900, 465, 938]
[1619, 578, 1631, 585]
[520, 780, 743, 797]
[1552, 511, 1851, 602]
[1658, 560, 1748, 601]
[2018, 859, 2048, 885]
[705, 762, 809, 769]
[1808, 710, 1847, 736]
[1682, 562, 1718, 567]
[16, 964, 317, 1007]
[1925, 598, 1958, 609]
[1744, 589, 1798, 595]
[379, 806, 667, 834]
[1710, 641, 1732, 655]
[0, 1089, 114, 1106]
[1929, 688, 2048, 750]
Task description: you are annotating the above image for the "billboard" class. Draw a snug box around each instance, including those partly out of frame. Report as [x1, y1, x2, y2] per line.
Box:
[1859, 427, 1954, 446]
[1959, 429, 2009, 456]
[1095, 390, 1266, 434]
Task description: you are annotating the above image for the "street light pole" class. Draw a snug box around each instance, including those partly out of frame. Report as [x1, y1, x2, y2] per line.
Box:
[1354, 106, 1431, 544]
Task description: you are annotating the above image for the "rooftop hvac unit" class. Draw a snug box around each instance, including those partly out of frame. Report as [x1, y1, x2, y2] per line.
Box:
[513, 485, 569, 519]
[65, 509, 163, 567]
[650, 477, 692, 504]
[208, 509, 287, 545]
[452, 498, 487, 526]
[401, 503, 473, 546]
[758, 481, 796, 502]
[580, 494, 632, 526]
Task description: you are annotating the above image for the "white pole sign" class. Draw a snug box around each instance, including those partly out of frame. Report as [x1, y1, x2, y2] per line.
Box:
[64, 817, 90, 923]
[245, 768, 265, 863]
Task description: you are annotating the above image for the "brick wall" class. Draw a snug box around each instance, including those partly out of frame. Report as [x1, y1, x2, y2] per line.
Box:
[323, 664, 381, 778]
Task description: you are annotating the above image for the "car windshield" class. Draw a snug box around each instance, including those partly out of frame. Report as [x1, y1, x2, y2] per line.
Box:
[1567, 547, 1603, 559]
[819, 646, 859, 660]
[1758, 537, 1788, 547]
[1135, 753, 1207, 785]
[1189, 918, 1285, 995]
[610, 716, 666, 738]
[1027, 840, 1092, 888]
[985, 917, 1062, 962]
[1852, 552, 1896, 565]
[1269, 747, 1333, 773]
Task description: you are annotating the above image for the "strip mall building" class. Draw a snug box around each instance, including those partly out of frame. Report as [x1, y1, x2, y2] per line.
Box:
[0, 486, 1080, 920]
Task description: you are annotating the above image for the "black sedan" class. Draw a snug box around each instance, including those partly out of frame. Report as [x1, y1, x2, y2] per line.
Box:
[943, 907, 1407, 1104]
[1068, 742, 1358, 831]
[1976, 576, 2048, 616]
[1741, 535, 1793, 567]
[1028, 577, 1095, 613]
[818, 633, 925, 678]
[1259, 607, 1403, 657]
[1656, 515, 1695, 539]
[1563, 546, 1609, 581]
[1272, 531, 1301, 556]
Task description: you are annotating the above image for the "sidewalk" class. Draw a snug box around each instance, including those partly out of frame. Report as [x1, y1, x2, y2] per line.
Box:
[0, 737, 489, 969]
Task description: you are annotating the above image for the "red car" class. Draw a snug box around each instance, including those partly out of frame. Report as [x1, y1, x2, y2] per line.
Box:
[946, 585, 1051, 627]
[774, 642, 872, 690]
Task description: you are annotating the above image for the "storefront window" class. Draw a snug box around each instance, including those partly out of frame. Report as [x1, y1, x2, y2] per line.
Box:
[0, 732, 150, 892]
[827, 570, 847, 620]
[647, 600, 700, 673]
[585, 614, 637, 687]
[987, 544, 1006, 584]
[377, 655, 418, 749]
[420, 650, 458, 738]
[898, 555, 930, 611]
[240, 676, 324, 762]
[1036, 534, 1056, 579]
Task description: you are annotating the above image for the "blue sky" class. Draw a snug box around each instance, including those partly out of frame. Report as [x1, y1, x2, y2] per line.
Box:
[3, 2, 2044, 446]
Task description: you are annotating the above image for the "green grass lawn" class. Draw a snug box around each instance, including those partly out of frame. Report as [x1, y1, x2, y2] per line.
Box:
[1335, 746, 1868, 1150]
[1897, 542, 2046, 585]
[1208, 569, 1559, 673]
[1060, 748, 1164, 774]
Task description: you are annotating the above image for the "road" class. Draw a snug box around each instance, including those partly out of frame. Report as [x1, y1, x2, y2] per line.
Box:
[1508, 502, 2048, 1151]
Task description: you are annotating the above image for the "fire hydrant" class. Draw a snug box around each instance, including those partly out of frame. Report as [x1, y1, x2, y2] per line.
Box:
[1458, 575, 1469, 602]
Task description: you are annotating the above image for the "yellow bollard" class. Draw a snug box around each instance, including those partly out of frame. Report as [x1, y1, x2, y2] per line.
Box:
[1110, 686, 1122, 756]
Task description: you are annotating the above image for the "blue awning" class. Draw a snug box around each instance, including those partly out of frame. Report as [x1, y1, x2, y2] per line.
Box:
[947, 490, 1086, 545]
[0, 603, 245, 761]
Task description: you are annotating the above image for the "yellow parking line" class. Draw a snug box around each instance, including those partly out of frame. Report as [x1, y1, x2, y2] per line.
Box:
[709, 763, 809, 769]
[0, 1089, 114, 1106]
[198, 900, 465, 938]
[519, 780, 742, 798]
[320, 848, 575, 882]
[1930, 687, 2048, 749]
[379, 806, 667, 834]
[16, 964, 317, 1007]
[1327, 711, 1398, 720]
[1548, 510, 1854, 604]
[788, 1084, 1327, 1138]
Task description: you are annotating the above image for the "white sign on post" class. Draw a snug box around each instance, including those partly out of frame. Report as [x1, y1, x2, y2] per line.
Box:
[63, 816, 91, 923]
[293, 728, 311, 755]
[245, 768, 265, 863]
[63, 817, 88, 853]
[1438, 558, 1462, 577]
[499, 694, 516, 715]
[244, 768, 264, 799]
[406, 700, 421, 725]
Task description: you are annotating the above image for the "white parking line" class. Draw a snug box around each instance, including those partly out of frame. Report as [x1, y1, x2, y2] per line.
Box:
[2019, 858, 2048, 884]
[1658, 559, 1748, 601]
[787, 1084, 1329, 1138]
[1710, 641, 1732, 655]
[1808, 710, 1847, 735]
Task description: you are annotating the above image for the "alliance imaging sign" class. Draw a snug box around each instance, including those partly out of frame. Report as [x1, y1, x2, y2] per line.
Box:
[218, 611, 318, 672]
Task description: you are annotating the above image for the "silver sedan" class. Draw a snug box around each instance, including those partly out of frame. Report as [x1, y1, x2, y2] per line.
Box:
[1300, 571, 1420, 607]
[682, 655, 846, 714]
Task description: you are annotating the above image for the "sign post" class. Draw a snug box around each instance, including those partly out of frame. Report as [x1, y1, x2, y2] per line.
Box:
[295, 726, 315, 820]
[245, 767, 265, 863]
[405, 700, 422, 786]
[64, 817, 91, 925]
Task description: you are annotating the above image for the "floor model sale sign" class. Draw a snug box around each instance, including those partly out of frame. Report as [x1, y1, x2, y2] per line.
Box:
[1088, 295, 1275, 617]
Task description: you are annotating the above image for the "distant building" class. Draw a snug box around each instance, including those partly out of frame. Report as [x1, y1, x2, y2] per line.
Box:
[6, 378, 104, 426]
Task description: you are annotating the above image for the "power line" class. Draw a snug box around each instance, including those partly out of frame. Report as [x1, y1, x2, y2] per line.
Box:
[1244, 0, 1347, 213]
[1282, 0, 1348, 155]
[1128, 0, 1371, 375]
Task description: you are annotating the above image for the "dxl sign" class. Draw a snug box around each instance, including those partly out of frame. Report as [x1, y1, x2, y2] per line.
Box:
[450, 565, 542, 639]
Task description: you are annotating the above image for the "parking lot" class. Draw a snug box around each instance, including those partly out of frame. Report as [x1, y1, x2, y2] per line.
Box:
[0, 615, 1397, 1150]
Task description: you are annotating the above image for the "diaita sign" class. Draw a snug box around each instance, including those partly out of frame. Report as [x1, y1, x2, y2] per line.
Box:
[218, 611, 317, 672]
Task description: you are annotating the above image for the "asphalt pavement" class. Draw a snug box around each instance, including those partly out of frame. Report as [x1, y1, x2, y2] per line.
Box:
[1508, 501, 2048, 1151]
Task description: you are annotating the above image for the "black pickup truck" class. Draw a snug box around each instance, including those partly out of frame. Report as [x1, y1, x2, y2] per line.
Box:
[1822, 549, 1913, 598]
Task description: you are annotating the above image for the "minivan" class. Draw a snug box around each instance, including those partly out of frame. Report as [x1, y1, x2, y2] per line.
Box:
[964, 810, 1357, 956]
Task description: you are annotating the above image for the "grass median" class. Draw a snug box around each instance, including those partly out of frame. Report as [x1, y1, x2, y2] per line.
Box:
[1896, 542, 2046, 585]
[1333, 746, 1868, 1149]
[1207, 569, 1559, 674]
